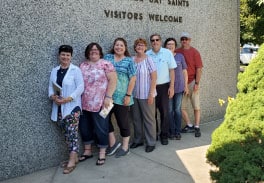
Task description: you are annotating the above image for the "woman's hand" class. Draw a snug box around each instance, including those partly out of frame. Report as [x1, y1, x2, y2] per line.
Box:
[53, 96, 72, 105]
[103, 97, 113, 109]
[147, 96, 154, 105]
[123, 96, 131, 106]
[55, 97, 64, 105]
[50, 95, 61, 105]
[184, 86, 189, 95]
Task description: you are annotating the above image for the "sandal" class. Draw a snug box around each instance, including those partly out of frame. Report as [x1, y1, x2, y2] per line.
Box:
[96, 158, 106, 166]
[63, 165, 76, 174]
[79, 148, 93, 162]
[79, 154, 93, 162]
[60, 161, 79, 168]
[60, 161, 69, 168]
[60, 156, 79, 168]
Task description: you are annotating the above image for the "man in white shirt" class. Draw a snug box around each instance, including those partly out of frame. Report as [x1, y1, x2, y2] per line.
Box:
[146, 33, 177, 145]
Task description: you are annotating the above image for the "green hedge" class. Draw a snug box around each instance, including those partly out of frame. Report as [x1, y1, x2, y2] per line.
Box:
[206, 44, 264, 183]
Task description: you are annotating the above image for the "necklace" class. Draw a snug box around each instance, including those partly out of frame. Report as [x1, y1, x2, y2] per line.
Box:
[60, 68, 68, 74]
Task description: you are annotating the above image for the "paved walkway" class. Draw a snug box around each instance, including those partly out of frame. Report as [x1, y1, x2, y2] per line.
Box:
[1, 119, 222, 183]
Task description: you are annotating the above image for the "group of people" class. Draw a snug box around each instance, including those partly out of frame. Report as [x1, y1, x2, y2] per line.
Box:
[48, 32, 203, 174]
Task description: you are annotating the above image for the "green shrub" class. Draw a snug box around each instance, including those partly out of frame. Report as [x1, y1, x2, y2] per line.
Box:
[207, 44, 264, 183]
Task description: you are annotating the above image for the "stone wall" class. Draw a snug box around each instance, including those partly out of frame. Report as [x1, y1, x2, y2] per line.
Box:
[0, 0, 239, 180]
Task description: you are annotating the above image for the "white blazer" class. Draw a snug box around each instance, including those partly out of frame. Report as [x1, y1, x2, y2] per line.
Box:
[48, 63, 84, 121]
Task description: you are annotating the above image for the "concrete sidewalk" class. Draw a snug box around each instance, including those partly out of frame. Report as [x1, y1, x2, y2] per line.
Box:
[1, 119, 222, 183]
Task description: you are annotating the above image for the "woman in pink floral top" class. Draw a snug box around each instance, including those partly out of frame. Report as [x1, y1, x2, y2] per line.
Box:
[79, 42, 117, 166]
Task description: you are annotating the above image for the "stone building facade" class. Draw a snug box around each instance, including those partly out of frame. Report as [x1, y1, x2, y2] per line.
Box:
[0, 0, 239, 180]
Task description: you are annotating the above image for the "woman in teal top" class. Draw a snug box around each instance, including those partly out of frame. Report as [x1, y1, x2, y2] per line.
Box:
[104, 37, 136, 158]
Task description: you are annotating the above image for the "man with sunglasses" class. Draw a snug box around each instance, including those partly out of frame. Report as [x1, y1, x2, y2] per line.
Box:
[176, 32, 203, 137]
[146, 33, 177, 145]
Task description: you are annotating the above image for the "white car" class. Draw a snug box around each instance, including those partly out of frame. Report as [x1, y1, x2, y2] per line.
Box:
[240, 44, 258, 65]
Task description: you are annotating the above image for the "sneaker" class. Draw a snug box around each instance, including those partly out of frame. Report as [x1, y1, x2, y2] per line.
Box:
[181, 125, 195, 133]
[115, 148, 130, 158]
[194, 127, 201, 137]
[106, 142, 121, 156]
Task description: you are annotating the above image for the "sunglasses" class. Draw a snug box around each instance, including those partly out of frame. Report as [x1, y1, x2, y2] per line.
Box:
[151, 39, 160, 42]
[180, 37, 189, 41]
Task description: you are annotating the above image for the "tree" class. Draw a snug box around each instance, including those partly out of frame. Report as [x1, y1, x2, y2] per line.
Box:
[240, 0, 264, 45]
[207, 44, 264, 182]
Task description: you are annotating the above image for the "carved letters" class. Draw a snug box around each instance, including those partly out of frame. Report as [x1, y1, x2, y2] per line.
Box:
[104, 0, 189, 23]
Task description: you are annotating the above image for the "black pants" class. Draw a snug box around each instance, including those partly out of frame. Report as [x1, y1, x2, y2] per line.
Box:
[109, 104, 130, 137]
[156, 83, 170, 139]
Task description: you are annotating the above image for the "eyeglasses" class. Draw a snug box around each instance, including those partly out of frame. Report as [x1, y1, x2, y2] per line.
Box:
[136, 44, 146, 47]
[151, 39, 160, 42]
[180, 37, 189, 41]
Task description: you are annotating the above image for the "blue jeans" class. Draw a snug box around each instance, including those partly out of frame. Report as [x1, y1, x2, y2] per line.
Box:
[169, 92, 183, 135]
[79, 110, 109, 148]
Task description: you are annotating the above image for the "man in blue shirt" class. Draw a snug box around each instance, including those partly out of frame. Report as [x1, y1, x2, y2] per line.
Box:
[146, 33, 177, 145]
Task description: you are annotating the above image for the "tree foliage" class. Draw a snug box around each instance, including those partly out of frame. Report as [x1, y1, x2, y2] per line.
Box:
[240, 0, 264, 45]
[257, 0, 264, 5]
[206, 44, 264, 182]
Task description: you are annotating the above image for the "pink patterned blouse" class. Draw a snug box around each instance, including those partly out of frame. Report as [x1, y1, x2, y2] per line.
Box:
[80, 59, 115, 112]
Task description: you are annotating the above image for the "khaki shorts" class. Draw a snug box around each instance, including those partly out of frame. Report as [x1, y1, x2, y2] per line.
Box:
[181, 80, 200, 110]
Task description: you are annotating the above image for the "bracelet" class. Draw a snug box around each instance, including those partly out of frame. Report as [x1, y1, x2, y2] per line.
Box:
[105, 95, 112, 99]
[68, 97, 73, 101]
[125, 94, 131, 97]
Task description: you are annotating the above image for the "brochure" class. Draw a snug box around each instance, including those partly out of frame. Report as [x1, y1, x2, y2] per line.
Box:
[52, 82, 62, 96]
[99, 102, 114, 119]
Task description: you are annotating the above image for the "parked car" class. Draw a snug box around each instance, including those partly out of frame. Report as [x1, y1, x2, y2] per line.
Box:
[240, 44, 259, 65]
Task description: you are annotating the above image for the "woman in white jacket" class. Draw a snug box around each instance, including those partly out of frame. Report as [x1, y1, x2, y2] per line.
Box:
[48, 45, 84, 174]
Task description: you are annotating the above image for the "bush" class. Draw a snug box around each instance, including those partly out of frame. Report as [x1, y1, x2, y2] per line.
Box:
[206, 44, 264, 183]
